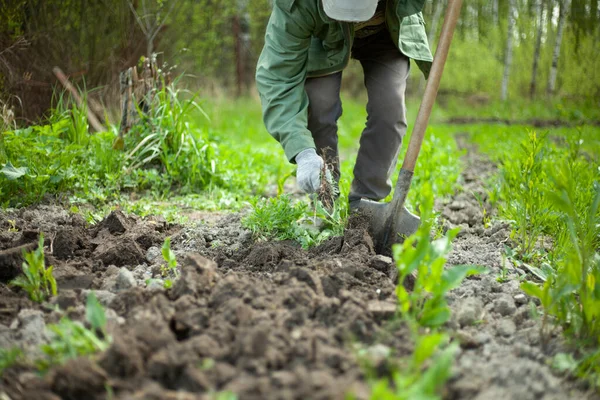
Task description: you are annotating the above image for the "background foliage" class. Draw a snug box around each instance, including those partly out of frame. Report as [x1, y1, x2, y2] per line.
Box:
[0, 0, 599, 123]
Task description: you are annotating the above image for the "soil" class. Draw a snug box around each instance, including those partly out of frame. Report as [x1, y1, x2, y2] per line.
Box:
[0, 145, 598, 400]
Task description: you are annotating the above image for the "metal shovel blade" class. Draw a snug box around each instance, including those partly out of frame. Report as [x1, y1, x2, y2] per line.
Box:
[356, 199, 420, 253]
[355, 169, 420, 254]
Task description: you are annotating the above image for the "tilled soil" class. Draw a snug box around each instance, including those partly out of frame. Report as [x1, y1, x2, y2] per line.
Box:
[0, 147, 598, 400]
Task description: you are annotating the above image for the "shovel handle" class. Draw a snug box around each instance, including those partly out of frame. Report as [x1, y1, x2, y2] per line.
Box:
[401, 0, 463, 172]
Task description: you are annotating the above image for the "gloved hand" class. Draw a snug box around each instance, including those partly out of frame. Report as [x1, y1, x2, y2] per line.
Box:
[295, 148, 323, 194]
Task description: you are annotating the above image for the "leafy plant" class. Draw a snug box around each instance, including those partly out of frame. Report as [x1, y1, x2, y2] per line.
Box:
[520, 172, 600, 386]
[242, 194, 346, 249]
[393, 184, 486, 328]
[363, 336, 459, 400]
[161, 237, 178, 288]
[500, 131, 553, 257]
[11, 234, 57, 303]
[0, 347, 24, 375]
[37, 292, 111, 372]
[124, 75, 219, 192]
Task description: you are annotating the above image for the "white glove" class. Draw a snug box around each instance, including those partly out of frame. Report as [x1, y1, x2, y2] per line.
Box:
[295, 148, 323, 194]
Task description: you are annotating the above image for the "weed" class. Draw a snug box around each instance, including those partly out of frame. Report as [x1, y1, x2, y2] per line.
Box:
[7, 219, 17, 232]
[0, 347, 24, 375]
[364, 338, 459, 400]
[501, 131, 553, 257]
[124, 76, 219, 191]
[243, 195, 307, 241]
[52, 90, 92, 145]
[393, 184, 486, 329]
[242, 194, 346, 249]
[10, 234, 57, 303]
[211, 391, 238, 400]
[36, 292, 111, 372]
[521, 175, 600, 386]
[354, 185, 484, 399]
[161, 237, 178, 288]
[472, 191, 491, 229]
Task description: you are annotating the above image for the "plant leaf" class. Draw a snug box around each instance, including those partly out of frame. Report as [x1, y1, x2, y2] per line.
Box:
[85, 292, 106, 332]
[0, 162, 28, 180]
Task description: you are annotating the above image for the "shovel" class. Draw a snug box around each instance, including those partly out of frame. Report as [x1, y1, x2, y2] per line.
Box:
[356, 0, 463, 254]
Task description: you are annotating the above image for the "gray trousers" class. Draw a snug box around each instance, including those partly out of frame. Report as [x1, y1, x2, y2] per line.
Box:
[305, 30, 410, 202]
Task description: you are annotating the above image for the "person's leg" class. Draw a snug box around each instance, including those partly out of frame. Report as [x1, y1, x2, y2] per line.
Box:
[349, 33, 410, 203]
[304, 72, 343, 184]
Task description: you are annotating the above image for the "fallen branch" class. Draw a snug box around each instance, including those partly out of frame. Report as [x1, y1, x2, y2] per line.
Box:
[52, 66, 106, 133]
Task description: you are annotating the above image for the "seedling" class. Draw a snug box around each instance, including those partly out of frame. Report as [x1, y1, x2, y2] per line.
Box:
[0, 347, 24, 375]
[11, 234, 58, 303]
[353, 331, 459, 400]
[472, 191, 491, 229]
[160, 237, 178, 288]
[393, 184, 486, 329]
[7, 219, 18, 232]
[37, 292, 110, 372]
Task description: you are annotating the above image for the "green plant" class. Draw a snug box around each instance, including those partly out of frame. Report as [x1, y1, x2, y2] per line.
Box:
[7, 219, 17, 232]
[521, 178, 600, 385]
[501, 131, 553, 257]
[37, 292, 111, 372]
[11, 234, 57, 303]
[393, 184, 486, 329]
[124, 75, 219, 191]
[353, 185, 484, 400]
[161, 237, 178, 288]
[242, 194, 346, 249]
[0, 347, 24, 375]
[472, 191, 491, 229]
[362, 335, 459, 400]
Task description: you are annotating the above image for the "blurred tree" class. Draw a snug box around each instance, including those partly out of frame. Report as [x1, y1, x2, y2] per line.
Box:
[501, 0, 517, 100]
[530, 0, 544, 98]
[548, 0, 572, 95]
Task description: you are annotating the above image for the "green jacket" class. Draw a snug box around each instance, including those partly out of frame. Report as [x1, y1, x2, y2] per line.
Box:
[256, 0, 433, 162]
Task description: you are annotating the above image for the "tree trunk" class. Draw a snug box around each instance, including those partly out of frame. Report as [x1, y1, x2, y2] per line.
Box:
[418, 0, 444, 94]
[427, 0, 445, 46]
[492, 0, 499, 25]
[529, 0, 544, 98]
[501, 0, 516, 101]
[548, 0, 572, 95]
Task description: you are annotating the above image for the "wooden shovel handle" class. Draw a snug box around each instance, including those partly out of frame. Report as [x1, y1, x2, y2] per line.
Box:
[401, 0, 463, 172]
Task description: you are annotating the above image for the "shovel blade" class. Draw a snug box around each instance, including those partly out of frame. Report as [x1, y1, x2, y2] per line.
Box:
[355, 199, 421, 254]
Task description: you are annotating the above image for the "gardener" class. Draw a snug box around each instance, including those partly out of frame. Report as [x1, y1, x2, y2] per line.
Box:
[256, 0, 433, 206]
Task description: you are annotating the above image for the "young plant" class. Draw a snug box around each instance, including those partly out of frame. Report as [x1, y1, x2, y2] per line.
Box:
[37, 292, 110, 372]
[242, 195, 308, 242]
[11, 234, 57, 303]
[498, 130, 553, 257]
[394, 184, 486, 328]
[242, 194, 346, 249]
[521, 177, 600, 385]
[161, 237, 178, 288]
[0, 347, 24, 375]
[364, 335, 459, 400]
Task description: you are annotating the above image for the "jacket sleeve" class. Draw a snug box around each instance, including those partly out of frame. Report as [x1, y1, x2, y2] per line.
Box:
[255, 1, 315, 163]
[398, 0, 427, 18]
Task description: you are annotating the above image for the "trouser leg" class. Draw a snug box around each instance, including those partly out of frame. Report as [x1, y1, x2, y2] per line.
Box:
[304, 71, 343, 184]
[349, 33, 410, 202]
